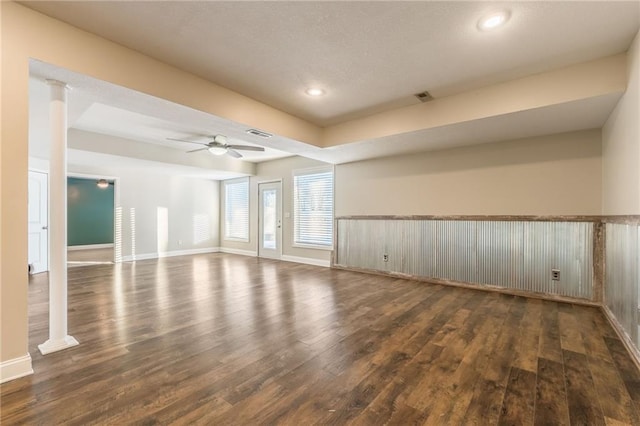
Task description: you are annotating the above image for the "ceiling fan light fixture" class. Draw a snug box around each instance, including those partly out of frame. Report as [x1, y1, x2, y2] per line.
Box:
[208, 146, 228, 156]
[214, 135, 228, 144]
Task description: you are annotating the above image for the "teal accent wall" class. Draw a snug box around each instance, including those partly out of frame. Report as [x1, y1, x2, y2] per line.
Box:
[67, 177, 114, 246]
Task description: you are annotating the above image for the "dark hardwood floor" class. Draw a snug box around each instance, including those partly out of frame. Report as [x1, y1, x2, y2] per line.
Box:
[1, 253, 639, 425]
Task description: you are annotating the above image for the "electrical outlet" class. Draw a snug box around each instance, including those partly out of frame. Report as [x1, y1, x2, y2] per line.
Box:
[383, 254, 389, 262]
[178, 240, 183, 246]
[551, 269, 560, 281]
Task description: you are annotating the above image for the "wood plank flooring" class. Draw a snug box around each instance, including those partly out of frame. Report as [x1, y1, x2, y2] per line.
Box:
[1, 253, 639, 425]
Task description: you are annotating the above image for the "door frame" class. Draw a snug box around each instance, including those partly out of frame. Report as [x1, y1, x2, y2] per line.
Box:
[257, 179, 283, 260]
[67, 172, 120, 263]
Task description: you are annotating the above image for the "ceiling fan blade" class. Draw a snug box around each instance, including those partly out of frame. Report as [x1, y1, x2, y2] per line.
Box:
[227, 144, 265, 152]
[226, 149, 243, 158]
[187, 147, 209, 153]
[167, 137, 210, 145]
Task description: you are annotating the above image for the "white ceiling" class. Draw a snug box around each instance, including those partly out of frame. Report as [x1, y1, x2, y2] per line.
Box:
[73, 103, 292, 163]
[28, 64, 295, 164]
[29, 61, 313, 177]
[21, 1, 640, 126]
[67, 148, 245, 181]
[24, 1, 640, 176]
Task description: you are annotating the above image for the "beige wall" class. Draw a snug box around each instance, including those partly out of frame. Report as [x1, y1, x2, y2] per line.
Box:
[336, 129, 602, 216]
[220, 156, 332, 263]
[2, 2, 31, 365]
[603, 30, 640, 215]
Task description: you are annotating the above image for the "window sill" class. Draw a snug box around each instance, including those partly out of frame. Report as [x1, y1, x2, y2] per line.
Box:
[224, 237, 250, 243]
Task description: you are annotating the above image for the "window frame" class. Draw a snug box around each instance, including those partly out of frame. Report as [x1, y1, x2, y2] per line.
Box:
[291, 166, 334, 250]
[223, 177, 250, 243]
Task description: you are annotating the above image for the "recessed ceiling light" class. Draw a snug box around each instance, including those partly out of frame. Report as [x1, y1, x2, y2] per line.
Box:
[477, 10, 510, 31]
[305, 88, 325, 96]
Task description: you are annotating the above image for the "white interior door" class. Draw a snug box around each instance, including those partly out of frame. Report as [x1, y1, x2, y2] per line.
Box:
[28, 170, 49, 274]
[258, 181, 282, 259]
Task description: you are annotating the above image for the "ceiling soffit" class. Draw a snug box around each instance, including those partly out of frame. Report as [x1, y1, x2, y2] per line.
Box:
[322, 54, 627, 148]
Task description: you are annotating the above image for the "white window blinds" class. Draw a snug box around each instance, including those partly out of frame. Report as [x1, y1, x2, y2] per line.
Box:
[293, 168, 334, 247]
[224, 179, 249, 241]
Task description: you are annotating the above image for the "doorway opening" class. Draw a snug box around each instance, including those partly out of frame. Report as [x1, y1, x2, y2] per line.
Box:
[258, 181, 282, 259]
[66, 174, 117, 267]
[28, 170, 49, 274]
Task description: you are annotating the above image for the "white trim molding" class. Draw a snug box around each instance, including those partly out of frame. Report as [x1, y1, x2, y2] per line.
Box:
[68, 243, 114, 251]
[0, 353, 34, 383]
[291, 243, 334, 251]
[121, 253, 156, 262]
[116, 247, 328, 268]
[158, 248, 220, 258]
[122, 247, 220, 262]
[219, 247, 258, 257]
[281, 255, 330, 268]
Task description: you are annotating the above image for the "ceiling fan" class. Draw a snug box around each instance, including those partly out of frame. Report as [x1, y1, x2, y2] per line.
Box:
[167, 134, 265, 158]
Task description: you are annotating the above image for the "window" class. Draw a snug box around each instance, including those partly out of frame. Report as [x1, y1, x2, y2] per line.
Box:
[293, 167, 334, 248]
[224, 178, 249, 241]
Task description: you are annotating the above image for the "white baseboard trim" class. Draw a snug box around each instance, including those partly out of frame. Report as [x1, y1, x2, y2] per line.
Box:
[219, 247, 258, 257]
[281, 255, 330, 268]
[0, 353, 34, 383]
[121, 247, 220, 262]
[158, 247, 220, 258]
[119, 248, 327, 268]
[121, 253, 156, 262]
[68, 243, 114, 251]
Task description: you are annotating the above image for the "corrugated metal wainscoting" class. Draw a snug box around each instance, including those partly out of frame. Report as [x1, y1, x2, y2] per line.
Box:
[335, 219, 594, 300]
[605, 223, 640, 347]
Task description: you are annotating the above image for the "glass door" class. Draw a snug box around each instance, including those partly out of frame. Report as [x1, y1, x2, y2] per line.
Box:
[258, 181, 282, 259]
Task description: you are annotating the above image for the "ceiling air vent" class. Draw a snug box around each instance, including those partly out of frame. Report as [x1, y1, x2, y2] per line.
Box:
[414, 91, 434, 103]
[246, 129, 273, 139]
